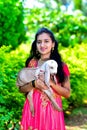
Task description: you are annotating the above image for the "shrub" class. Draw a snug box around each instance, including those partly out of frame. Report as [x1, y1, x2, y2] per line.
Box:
[60, 43, 87, 109]
[0, 0, 26, 49]
[0, 45, 29, 129]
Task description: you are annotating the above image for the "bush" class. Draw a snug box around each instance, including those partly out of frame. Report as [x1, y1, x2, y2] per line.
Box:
[60, 43, 87, 109]
[0, 0, 26, 49]
[0, 45, 29, 129]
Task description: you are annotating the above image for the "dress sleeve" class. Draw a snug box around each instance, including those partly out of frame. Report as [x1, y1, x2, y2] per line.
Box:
[63, 63, 70, 76]
[27, 58, 38, 68]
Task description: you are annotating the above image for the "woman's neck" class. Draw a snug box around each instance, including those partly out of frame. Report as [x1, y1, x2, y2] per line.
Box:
[40, 54, 50, 60]
[38, 57, 50, 66]
[40, 57, 50, 61]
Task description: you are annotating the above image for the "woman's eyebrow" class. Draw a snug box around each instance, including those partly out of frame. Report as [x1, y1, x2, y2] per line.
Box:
[37, 40, 41, 42]
[37, 38, 50, 41]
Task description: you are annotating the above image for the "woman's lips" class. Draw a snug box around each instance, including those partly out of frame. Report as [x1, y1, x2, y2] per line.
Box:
[40, 48, 47, 51]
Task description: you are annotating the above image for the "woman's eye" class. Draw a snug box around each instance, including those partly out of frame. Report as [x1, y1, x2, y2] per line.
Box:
[37, 41, 41, 44]
[45, 40, 49, 43]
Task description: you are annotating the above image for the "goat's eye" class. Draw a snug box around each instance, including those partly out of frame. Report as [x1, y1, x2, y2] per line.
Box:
[50, 67, 53, 69]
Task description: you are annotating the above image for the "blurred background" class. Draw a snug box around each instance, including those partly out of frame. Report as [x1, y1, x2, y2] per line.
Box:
[0, 0, 87, 129]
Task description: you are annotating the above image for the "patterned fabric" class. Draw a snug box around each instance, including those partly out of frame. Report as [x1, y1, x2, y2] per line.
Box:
[20, 59, 70, 130]
[28, 59, 38, 68]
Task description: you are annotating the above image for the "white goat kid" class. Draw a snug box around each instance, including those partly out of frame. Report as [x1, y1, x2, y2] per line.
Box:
[16, 60, 62, 116]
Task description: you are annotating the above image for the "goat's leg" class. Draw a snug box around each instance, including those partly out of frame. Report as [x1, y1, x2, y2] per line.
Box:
[27, 91, 35, 117]
[43, 89, 62, 111]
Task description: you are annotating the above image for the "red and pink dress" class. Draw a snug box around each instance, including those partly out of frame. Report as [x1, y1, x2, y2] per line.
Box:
[20, 59, 70, 130]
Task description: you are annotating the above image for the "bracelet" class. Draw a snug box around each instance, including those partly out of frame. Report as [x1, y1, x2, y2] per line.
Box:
[32, 80, 35, 88]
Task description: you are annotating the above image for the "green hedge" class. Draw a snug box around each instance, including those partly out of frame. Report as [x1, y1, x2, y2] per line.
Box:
[0, 45, 27, 129]
[60, 43, 87, 109]
[0, 0, 26, 49]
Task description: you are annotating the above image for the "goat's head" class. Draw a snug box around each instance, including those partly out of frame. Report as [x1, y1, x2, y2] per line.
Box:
[46, 60, 58, 74]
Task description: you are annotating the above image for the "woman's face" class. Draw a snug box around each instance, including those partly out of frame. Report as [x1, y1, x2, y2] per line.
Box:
[36, 33, 55, 59]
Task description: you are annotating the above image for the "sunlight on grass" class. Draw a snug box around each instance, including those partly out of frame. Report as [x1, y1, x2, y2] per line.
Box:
[66, 126, 87, 130]
[65, 106, 87, 130]
[65, 111, 71, 115]
[84, 100, 87, 104]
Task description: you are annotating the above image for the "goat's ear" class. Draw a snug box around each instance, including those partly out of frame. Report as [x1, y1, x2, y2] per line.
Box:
[44, 64, 50, 86]
[53, 75, 57, 84]
[45, 64, 50, 73]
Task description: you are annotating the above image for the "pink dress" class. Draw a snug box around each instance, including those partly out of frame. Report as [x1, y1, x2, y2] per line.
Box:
[20, 59, 70, 130]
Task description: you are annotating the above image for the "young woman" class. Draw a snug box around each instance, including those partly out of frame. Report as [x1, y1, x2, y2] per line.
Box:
[19, 27, 71, 130]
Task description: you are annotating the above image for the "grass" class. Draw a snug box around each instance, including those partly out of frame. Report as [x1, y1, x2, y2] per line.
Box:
[65, 105, 87, 130]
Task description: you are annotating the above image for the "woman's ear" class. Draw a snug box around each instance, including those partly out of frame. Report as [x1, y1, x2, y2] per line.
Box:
[52, 42, 55, 48]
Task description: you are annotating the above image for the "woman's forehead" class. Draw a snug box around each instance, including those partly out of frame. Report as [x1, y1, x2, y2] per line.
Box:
[37, 33, 51, 40]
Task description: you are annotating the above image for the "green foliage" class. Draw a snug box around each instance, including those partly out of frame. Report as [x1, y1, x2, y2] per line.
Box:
[0, 0, 26, 49]
[0, 45, 29, 129]
[24, 8, 87, 47]
[70, 107, 87, 115]
[73, 0, 82, 10]
[60, 43, 87, 109]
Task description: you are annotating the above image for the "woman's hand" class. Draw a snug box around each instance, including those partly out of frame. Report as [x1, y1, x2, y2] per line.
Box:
[19, 72, 48, 93]
[50, 76, 71, 98]
[35, 72, 48, 90]
[35, 79, 47, 90]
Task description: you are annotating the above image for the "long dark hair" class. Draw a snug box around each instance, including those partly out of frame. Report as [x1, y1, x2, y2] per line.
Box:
[26, 27, 65, 83]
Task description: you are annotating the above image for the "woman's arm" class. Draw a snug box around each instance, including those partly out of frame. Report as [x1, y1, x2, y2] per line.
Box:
[50, 76, 71, 98]
[19, 82, 33, 93]
[19, 78, 48, 93]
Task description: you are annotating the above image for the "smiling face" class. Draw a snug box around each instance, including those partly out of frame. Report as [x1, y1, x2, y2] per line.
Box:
[36, 33, 55, 59]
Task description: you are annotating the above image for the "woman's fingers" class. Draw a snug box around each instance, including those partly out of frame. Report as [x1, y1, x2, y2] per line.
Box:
[35, 79, 47, 90]
[38, 72, 45, 82]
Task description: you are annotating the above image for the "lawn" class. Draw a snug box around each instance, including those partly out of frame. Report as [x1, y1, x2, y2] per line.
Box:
[65, 106, 87, 130]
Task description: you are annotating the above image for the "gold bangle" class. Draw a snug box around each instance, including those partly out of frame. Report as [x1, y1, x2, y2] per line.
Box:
[32, 80, 35, 88]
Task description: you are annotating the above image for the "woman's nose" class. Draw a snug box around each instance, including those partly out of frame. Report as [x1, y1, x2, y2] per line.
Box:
[40, 42, 45, 46]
